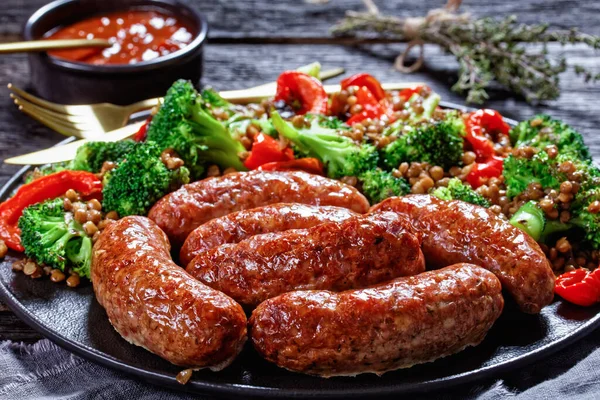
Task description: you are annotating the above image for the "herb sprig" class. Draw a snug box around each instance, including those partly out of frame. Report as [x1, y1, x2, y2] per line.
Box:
[332, 0, 600, 104]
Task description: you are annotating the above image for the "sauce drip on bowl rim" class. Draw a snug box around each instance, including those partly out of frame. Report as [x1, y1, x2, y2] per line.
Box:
[45, 10, 195, 65]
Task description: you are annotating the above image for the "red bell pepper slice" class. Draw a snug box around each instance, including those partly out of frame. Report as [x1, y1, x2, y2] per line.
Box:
[464, 109, 510, 188]
[275, 71, 328, 115]
[258, 158, 324, 175]
[133, 117, 152, 142]
[346, 87, 389, 126]
[341, 73, 387, 101]
[398, 86, 425, 101]
[466, 155, 504, 189]
[243, 133, 294, 170]
[555, 268, 600, 307]
[0, 170, 103, 252]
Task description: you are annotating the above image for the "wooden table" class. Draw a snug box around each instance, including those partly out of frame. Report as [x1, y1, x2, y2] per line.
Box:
[1, 0, 599, 395]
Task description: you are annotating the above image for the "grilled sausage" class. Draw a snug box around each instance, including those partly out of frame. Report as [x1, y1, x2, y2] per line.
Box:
[250, 263, 503, 377]
[186, 212, 425, 308]
[180, 203, 358, 267]
[371, 195, 555, 314]
[91, 216, 247, 369]
[148, 171, 370, 247]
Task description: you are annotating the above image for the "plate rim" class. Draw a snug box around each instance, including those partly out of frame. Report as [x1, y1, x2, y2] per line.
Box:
[1, 102, 600, 398]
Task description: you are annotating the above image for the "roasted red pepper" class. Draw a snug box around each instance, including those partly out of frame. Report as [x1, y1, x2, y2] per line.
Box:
[258, 158, 324, 175]
[555, 268, 600, 307]
[243, 133, 294, 170]
[464, 109, 511, 188]
[0, 171, 103, 252]
[346, 86, 389, 125]
[466, 155, 505, 189]
[341, 73, 387, 101]
[398, 85, 425, 101]
[133, 117, 151, 142]
[341, 74, 392, 125]
[275, 71, 328, 115]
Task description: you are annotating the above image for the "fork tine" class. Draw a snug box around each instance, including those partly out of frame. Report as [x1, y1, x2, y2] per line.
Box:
[17, 103, 98, 139]
[12, 95, 106, 129]
[7, 84, 75, 114]
[7, 84, 92, 117]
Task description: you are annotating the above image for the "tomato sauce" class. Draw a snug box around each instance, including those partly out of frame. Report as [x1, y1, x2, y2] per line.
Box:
[46, 10, 195, 65]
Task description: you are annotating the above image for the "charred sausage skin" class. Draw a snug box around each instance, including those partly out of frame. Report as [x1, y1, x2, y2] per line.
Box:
[180, 203, 358, 267]
[91, 216, 247, 369]
[186, 212, 425, 308]
[371, 195, 554, 314]
[250, 263, 504, 377]
[148, 171, 370, 247]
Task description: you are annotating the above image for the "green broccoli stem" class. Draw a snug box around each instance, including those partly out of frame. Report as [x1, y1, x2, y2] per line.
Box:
[510, 201, 572, 242]
[190, 108, 247, 171]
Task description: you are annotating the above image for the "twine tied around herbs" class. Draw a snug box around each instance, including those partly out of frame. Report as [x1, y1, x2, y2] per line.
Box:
[357, 0, 470, 73]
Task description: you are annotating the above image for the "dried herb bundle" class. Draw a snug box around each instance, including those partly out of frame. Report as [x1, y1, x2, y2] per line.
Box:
[332, 0, 600, 104]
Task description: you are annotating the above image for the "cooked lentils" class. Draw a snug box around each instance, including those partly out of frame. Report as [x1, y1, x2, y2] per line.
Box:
[12, 190, 119, 287]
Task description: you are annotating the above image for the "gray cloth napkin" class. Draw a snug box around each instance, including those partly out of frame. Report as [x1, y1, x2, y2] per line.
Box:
[1, 333, 599, 400]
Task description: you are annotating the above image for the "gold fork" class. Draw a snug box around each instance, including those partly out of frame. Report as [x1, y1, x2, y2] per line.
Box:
[7, 68, 347, 139]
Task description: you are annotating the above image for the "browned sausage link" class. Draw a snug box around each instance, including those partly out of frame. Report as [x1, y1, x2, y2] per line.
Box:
[187, 212, 425, 308]
[250, 263, 504, 377]
[148, 171, 370, 247]
[371, 195, 555, 314]
[91, 216, 247, 369]
[180, 203, 358, 267]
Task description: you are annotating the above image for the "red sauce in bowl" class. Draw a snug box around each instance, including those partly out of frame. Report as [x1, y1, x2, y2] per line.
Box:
[46, 10, 195, 65]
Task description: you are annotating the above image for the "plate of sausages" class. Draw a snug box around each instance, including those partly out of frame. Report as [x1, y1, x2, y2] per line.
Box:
[1, 72, 600, 398]
[1, 164, 599, 398]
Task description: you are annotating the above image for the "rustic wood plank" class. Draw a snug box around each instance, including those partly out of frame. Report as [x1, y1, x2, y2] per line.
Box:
[1, 0, 599, 40]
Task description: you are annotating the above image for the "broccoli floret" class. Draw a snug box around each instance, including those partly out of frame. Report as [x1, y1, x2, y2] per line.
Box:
[307, 115, 351, 131]
[71, 140, 138, 172]
[381, 113, 465, 170]
[359, 169, 410, 204]
[431, 178, 490, 208]
[200, 88, 232, 109]
[18, 198, 92, 278]
[102, 142, 190, 217]
[502, 151, 562, 199]
[510, 115, 591, 161]
[271, 111, 378, 179]
[146, 80, 247, 177]
[503, 150, 600, 200]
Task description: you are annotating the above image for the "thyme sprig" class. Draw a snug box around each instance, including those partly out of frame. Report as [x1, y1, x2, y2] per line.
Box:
[331, 0, 600, 104]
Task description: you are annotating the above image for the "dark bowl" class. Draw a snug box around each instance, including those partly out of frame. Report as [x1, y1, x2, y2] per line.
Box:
[23, 0, 208, 105]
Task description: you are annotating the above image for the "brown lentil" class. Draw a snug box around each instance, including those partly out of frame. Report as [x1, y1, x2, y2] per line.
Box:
[66, 273, 81, 288]
[0, 240, 7, 259]
[65, 189, 79, 202]
[87, 199, 102, 211]
[87, 210, 102, 225]
[74, 209, 87, 224]
[105, 211, 119, 220]
[556, 237, 572, 253]
[206, 165, 220, 177]
[83, 221, 99, 236]
[462, 151, 476, 165]
[50, 269, 66, 283]
[588, 201, 600, 214]
[176, 369, 194, 385]
[23, 261, 38, 276]
[340, 176, 358, 187]
[429, 166, 444, 181]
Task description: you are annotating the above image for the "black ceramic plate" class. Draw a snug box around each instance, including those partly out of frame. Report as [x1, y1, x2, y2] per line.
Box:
[1, 103, 600, 399]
